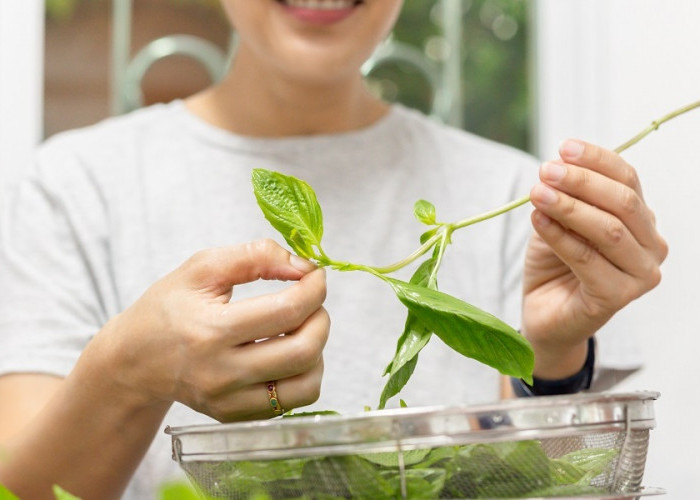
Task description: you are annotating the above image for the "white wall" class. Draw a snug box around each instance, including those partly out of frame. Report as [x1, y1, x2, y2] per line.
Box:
[0, 0, 45, 194]
[535, 1, 700, 496]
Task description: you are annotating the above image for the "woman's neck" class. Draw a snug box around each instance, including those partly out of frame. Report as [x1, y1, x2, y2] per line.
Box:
[185, 47, 389, 138]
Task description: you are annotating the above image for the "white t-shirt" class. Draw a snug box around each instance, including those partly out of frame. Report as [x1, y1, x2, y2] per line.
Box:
[0, 101, 541, 497]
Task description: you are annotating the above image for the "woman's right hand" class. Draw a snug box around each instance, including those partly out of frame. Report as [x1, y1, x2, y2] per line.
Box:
[87, 239, 329, 421]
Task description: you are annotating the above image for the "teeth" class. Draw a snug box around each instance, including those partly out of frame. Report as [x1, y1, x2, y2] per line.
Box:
[283, 0, 356, 10]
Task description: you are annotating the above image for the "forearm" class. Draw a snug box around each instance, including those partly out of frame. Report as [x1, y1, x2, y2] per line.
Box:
[0, 338, 171, 499]
[0, 242, 328, 498]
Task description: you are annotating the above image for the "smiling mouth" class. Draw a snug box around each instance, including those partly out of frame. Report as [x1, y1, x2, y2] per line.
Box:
[277, 0, 364, 10]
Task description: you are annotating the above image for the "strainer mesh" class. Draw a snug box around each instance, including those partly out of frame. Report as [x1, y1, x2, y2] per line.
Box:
[177, 429, 650, 499]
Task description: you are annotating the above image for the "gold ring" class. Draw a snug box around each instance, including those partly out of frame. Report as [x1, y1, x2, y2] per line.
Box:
[266, 381, 285, 415]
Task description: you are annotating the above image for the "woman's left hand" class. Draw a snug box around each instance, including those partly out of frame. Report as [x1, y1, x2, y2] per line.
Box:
[522, 139, 668, 379]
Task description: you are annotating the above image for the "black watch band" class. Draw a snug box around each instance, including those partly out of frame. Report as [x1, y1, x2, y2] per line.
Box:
[511, 336, 596, 397]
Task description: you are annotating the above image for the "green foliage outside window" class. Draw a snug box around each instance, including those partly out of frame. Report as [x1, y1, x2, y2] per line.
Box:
[387, 0, 530, 151]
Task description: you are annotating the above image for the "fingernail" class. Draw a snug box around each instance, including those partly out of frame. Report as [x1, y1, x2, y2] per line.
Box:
[560, 139, 584, 159]
[290, 254, 316, 272]
[541, 162, 567, 182]
[532, 183, 558, 204]
[533, 211, 551, 226]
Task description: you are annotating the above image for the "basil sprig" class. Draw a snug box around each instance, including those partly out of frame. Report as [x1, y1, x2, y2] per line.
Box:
[252, 168, 534, 406]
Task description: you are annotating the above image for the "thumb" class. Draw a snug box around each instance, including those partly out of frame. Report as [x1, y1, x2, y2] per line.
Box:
[185, 239, 317, 290]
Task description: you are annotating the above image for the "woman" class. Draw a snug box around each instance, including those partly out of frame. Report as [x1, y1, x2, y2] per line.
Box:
[0, 1, 666, 498]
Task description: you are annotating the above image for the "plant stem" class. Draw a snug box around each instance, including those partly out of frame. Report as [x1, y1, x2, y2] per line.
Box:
[477, 99, 700, 223]
[367, 230, 444, 275]
[328, 99, 700, 276]
[614, 99, 700, 153]
[428, 230, 451, 288]
[507, 99, 700, 208]
[452, 194, 532, 231]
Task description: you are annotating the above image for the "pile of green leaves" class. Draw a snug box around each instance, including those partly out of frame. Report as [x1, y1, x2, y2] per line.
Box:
[179, 441, 618, 499]
[0, 440, 618, 500]
[252, 168, 534, 409]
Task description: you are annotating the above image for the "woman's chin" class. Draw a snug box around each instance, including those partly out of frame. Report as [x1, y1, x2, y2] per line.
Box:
[272, 44, 369, 85]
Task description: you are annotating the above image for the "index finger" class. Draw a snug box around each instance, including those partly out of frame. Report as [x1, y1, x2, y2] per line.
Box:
[218, 267, 327, 344]
[558, 139, 644, 200]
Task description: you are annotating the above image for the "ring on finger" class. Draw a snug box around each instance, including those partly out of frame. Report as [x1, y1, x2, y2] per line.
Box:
[266, 381, 285, 416]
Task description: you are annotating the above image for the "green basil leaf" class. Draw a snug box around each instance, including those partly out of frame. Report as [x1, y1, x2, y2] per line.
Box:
[550, 458, 587, 485]
[419, 227, 438, 244]
[215, 467, 269, 498]
[444, 442, 551, 497]
[559, 448, 618, 478]
[378, 354, 418, 410]
[494, 440, 552, 489]
[443, 444, 507, 497]
[359, 448, 430, 468]
[157, 482, 201, 500]
[234, 459, 307, 482]
[378, 310, 431, 408]
[52, 486, 81, 500]
[252, 168, 324, 260]
[212, 458, 310, 498]
[412, 446, 459, 470]
[385, 315, 431, 378]
[381, 468, 446, 499]
[414, 199, 436, 225]
[0, 485, 19, 500]
[379, 257, 437, 409]
[384, 278, 535, 383]
[383, 257, 437, 376]
[303, 456, 394, 499]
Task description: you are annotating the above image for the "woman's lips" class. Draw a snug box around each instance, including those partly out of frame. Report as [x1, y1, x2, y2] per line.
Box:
[277, 0, 361, 25]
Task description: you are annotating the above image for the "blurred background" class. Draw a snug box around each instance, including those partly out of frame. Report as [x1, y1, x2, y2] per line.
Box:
[1, 0, 699, 497]
[41, 0, 533, 148]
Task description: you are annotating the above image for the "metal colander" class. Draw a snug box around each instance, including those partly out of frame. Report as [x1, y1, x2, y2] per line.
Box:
[165, 391, 663, 499]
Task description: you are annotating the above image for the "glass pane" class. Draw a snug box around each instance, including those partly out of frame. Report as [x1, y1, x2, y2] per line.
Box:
[388, 0, 531, 151]
[44, 0, 230, 138]
[460, 0, 530, 151]
[44, 0, 111, 138]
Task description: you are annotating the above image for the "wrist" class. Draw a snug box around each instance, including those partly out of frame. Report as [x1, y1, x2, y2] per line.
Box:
[525, 331, 590, 380]
[66, 353, 172, 425]
[76, 315, 169, 411]
[512, 337, 595, 397]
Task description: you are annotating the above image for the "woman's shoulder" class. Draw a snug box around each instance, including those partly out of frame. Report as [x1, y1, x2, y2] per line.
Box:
[39, 100, 186, 158]
[34, 101, 186, 181]
[392, 104, 538, 172]
[390, 104, 538, 167]
[30, 101, 191, 192]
